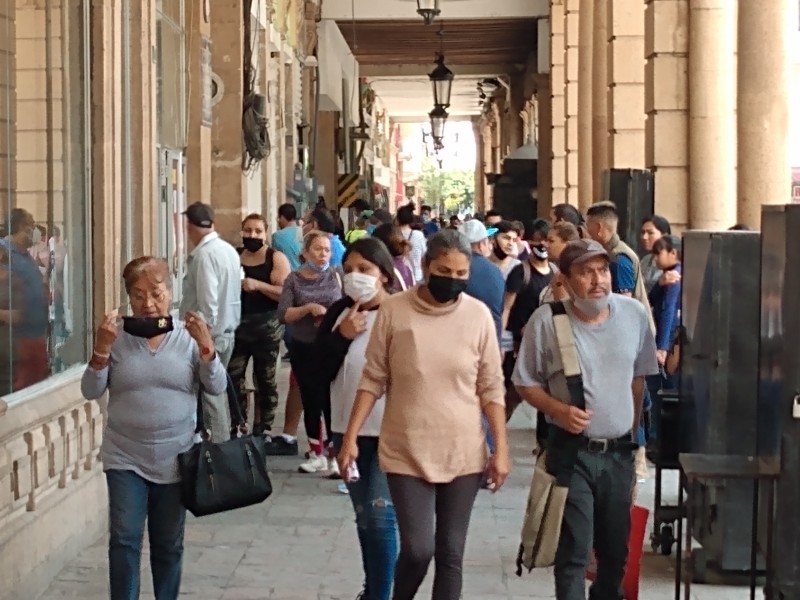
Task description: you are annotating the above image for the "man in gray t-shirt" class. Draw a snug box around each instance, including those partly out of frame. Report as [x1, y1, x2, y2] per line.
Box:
[513, 239, 658, 600]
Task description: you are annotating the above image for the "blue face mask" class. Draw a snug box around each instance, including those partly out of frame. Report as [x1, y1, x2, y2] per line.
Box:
[366, 224, 377, 235]
[308, 261, 330, 273]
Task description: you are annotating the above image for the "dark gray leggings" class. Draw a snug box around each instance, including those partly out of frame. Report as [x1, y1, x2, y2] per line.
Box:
[387, 473, 483, 600]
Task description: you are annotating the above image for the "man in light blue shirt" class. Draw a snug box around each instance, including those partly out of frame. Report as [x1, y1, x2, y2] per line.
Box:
[272, 203, 303, 271]
[180, 202, 241, 442]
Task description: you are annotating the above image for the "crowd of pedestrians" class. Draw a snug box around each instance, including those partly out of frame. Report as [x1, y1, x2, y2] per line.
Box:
[81, 197, 683, 600]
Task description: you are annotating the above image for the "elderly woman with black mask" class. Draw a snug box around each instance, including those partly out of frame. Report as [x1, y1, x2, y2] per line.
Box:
[338, 229, 509, 600]
[81, 257, 227, 600]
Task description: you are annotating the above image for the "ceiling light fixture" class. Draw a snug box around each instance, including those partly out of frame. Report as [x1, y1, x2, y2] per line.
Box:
[416, 0, 441, 25]
[429, 104, 448, 141]
[429, 54, 454, 109]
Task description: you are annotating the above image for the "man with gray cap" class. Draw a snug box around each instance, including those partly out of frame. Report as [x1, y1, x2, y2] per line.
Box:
[460, 219, 504, 343]
[180, 202, 242, 442]
[513, 239, 658, 600]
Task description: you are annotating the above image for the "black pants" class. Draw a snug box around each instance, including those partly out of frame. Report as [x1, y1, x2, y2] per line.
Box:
[289, 339, 331, 443]
[388, 473, 482, 600]
[503, 351, 549, 448]
[547, 447, 635, 600]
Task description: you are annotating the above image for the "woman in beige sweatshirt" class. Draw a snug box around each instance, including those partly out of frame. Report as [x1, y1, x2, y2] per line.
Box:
[338, 229, 509, 600]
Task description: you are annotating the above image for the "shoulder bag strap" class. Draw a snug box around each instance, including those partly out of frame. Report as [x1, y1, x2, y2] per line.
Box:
[522, 261, 532, 287]
[394, 267, 408, 291]
[549, 301, 588, 484]
[195, 373, 245, 438]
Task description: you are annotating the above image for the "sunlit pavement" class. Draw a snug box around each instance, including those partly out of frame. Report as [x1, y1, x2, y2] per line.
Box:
[40, 362, 754, 599]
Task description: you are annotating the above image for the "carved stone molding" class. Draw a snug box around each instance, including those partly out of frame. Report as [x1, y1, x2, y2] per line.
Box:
[0, 394, 104, 528]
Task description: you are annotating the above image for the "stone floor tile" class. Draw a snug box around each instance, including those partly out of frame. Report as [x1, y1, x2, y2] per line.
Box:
[39, 364, 757, 600]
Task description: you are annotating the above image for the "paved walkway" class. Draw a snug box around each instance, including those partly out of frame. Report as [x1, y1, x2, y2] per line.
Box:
[41, 363, 753, 599]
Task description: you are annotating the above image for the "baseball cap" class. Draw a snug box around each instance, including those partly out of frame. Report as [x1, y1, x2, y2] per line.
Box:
[183, 202, 215, 228]
[459, 220, 499, 244]
[558, 239, 610, 273]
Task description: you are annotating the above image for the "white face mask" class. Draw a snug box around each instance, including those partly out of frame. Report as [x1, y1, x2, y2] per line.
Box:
[343, 272, 379, 303]
[31, 227, 42, 245]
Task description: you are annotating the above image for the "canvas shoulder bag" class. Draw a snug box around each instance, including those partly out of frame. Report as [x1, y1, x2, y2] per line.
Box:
[516, 301, 587, 573]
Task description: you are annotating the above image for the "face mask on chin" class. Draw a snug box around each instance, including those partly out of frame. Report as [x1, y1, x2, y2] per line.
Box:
[566, 283, 610, 318]
[493, 244, 508, 260]
[123, 315, 174, 339]
[241, 237, 265, 252]
[343, 272, 379, 303]
[426, 274, 468, 304]
[532, 244, 548, 260]
[307, 260, 330, 273]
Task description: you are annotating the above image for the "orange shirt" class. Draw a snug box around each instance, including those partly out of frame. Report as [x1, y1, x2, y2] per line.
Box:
[358, 286, 505, 483]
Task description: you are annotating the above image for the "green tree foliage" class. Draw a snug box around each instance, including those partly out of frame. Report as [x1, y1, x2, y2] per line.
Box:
[416, 157, 475, 216]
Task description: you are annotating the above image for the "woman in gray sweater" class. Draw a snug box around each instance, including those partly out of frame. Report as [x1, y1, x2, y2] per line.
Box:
[81, 257, 226, 600]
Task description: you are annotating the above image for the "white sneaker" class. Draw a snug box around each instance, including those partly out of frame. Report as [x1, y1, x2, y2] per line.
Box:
[327, 458, 342, 479]
[298, 452, 328, 474]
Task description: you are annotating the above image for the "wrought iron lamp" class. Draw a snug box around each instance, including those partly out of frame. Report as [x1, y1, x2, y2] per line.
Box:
[429, 54, 454, 108]
[429, 104, 448, 142]
[416, 0, 441, 25]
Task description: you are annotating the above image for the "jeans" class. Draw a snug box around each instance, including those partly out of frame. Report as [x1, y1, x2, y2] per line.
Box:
[107, 469, 186, 600]
[333, 434, 398, 600]
[547, 448, 634, 600]
[483, 416, 495, 454]
[388, 472, 482, 600]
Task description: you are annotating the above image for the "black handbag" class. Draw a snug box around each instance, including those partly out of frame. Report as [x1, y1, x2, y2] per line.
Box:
[178, 375, 272, 517]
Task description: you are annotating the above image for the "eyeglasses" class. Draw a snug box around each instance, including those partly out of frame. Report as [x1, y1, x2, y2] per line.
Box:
[129, 288, 168, 304]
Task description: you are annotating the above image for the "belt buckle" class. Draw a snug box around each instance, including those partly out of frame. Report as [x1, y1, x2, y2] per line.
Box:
[587, 438, 609, 453]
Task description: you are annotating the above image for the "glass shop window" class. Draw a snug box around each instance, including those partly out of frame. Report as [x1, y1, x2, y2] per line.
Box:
[0, 0, 91, 396]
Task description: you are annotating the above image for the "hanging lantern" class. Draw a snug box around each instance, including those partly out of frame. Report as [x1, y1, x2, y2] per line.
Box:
[429, 105, 448, 141]
[416, 0, 441, 25]
[429, 54, 454, 108]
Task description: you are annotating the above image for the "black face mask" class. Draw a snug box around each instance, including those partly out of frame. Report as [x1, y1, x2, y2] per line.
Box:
[493, 244, 508, 260]
[123, 316, 174, 339]
[427, 275, 468, 304]
[242, 237, 265, 252]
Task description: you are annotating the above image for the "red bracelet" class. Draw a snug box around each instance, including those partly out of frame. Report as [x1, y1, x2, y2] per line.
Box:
[201, 346, 213, 357]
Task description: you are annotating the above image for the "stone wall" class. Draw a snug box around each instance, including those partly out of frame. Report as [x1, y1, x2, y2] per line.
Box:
[0, 377, 107, 600]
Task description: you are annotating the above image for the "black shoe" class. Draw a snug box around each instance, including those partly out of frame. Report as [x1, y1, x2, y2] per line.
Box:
[264, 436, 299, 456]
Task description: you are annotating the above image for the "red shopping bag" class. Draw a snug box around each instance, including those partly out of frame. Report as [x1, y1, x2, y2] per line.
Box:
[586, 505, 649, 600]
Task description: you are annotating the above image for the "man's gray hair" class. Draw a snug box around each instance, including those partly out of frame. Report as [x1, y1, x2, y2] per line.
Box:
[424, 229, 472, 263]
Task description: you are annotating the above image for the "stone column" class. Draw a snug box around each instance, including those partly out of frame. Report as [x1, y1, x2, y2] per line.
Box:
[185, 0, 212, 209]
[550, 1, 567, 204]
[0, 1, 15, 218]
[737, 0, 793, 228]
[129, 0, 158, 255]
[473, 118, 485, 213]
[537, 75, 554, 217]
[577, 0, 594, 209]
[91, 0, 125, 312]
[563, 0, 580, 205]
[315, 110, 337, 208]
[210, 0, 247, 241]
[686, 0, 736, 229]
[645, 0, 689, 228]
[591, 0, 609, 203]
[481, 125, 493, 206]
[607, 0, 646, 168]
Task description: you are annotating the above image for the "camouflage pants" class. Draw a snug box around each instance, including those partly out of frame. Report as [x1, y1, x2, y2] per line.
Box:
[227, 311, 284, 432]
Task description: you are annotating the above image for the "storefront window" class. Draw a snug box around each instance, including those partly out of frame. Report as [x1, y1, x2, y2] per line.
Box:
[0, 0, 91, 396]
